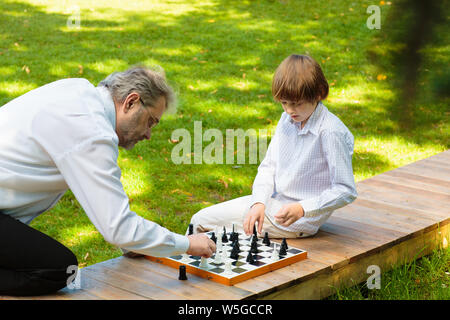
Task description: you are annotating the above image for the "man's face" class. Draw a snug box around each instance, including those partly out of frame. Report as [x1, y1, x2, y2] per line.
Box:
[115, 93, 166, 150]
[280, 99, 318, 124]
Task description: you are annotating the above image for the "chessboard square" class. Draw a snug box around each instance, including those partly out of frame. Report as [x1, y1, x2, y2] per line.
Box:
[189, 261, 201, 267]
[253, 255, 265, 260]
[171, 255, 183, 260]
[210, 262, 224, 267]
[189, 256, 201, 260]
[251, 260, 266, 267]
[209, 267, 224, 274]
[232, 267, 247, 274]
[288, 248, 303, 254]
[259, 257, 274, 264]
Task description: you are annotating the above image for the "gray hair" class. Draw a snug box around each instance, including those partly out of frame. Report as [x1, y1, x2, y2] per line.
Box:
[98, 65, 177, 113]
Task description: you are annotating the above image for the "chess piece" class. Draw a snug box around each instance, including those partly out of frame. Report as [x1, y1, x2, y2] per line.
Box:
[253, 224, 257, 238]
[214, 250, 222, 264]
[188, 223, 194, 235]
[221, 247, 228, 261]
[250, 237, 258, 254]
[246, 251, 255, 265]
[222, 226, 228, 243]
[263, 232, 270, 246]
[224, 261, 233, 274]
[271, 244, 279, 261]
[232, 239, 240, 252]
[180, 253, 189, 263]
[210, 232, 217, 244]
[281, 238, 288, 250]
[229, 224, 236, 242]
[230, 245, 239, 260]
[200, 257, 209, 268]
[178, 265, 187, 280]
[279, 243, 287, 256]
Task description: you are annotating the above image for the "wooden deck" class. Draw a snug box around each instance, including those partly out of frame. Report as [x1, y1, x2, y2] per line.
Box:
[2, 150, 449, 300]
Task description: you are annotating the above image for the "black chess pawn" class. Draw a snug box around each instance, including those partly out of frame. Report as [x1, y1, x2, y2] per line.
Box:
[281, 238, 288, 250]
[178, 265, 187, 280]
[263, 232, 270, 246]
[210, 232, 217, 244]
[253, 224, 257, 238]
[246, 251, 255, 265]
[279, 244, 287, 256]
[188, 223, 194, 235]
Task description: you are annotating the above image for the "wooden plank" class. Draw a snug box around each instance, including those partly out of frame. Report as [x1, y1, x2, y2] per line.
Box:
[0, 268, 144, 300]
[349, 197, 445, 224]
[334, 199, 437, 237]
[424, 158, 450, 168]
[235, 258, 330, 299]
[377, 170, 450, 194]
[356, 183, 449, 215]
[123, 257, 253, 300]
[82, 258, 188, 300]
[259, 222, 450, 299]
[320, 217, 404, 246]
[362, 177, 450, 204]
[412, 157, 450, 171]
[394, 163, 450, 182]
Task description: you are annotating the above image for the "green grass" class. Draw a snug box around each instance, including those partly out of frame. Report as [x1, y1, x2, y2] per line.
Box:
[328, 247, 450, 300]
[0, 0, 448, 299]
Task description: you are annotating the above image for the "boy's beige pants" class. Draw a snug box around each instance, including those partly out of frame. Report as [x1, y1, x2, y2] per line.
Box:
[187, 195, 314, 239]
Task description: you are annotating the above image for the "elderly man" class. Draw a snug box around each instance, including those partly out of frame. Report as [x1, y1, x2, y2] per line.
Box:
[0, 66, 216, 296]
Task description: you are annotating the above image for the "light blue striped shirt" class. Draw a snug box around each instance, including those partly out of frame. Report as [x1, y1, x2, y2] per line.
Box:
[251, 102, 358, 235]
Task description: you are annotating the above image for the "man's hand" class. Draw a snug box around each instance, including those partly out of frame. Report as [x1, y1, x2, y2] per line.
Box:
[243, 202, 265, 236]
[186, 233, 216, 258]
[274, 203, 304, 227]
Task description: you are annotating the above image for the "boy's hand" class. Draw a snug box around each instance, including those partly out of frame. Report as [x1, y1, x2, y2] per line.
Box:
[274, 203, 304, 227]
[243, 202, 265, 236]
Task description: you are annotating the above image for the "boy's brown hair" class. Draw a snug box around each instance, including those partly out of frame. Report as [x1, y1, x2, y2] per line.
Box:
[272, 54, 329, 103]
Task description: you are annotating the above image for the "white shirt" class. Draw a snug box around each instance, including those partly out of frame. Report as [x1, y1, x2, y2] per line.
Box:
[0, 78, 190, 257]
[250, 102, 358, 235]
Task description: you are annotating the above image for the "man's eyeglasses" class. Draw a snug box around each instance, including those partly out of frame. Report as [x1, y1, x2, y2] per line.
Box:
[139, 98, 160, 129]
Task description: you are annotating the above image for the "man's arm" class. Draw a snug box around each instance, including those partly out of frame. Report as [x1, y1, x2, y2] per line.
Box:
[54, 135, 190, 257]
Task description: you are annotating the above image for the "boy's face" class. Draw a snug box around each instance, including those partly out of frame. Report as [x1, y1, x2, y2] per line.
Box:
[280, 99, 318, 123]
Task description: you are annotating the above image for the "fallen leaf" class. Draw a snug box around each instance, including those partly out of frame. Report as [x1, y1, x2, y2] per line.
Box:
[84, 252, 89, 261]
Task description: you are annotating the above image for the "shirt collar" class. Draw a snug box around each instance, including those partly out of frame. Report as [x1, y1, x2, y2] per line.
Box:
[95, 85, 116, 130]
[289, 101, 324, 136]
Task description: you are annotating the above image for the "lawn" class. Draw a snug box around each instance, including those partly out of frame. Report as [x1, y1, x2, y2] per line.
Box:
[0, 0, 448, 299]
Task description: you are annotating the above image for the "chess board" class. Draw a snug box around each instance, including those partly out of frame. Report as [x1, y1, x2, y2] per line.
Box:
[145, 231, 308, 286]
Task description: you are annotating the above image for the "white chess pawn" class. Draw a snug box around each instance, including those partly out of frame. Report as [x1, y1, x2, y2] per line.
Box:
[214, 250, 222, 264]
[224, 261, 232, 274]
[200, 256, 209, 269]
[180, 253, 189, 263]
[271, 243, 279, 261]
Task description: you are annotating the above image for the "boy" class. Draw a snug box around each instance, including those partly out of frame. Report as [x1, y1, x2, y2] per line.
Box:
[189, 54, 357, 238]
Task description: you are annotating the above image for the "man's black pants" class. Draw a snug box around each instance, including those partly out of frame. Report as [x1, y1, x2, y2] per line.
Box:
[0, 213, 78, 296]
